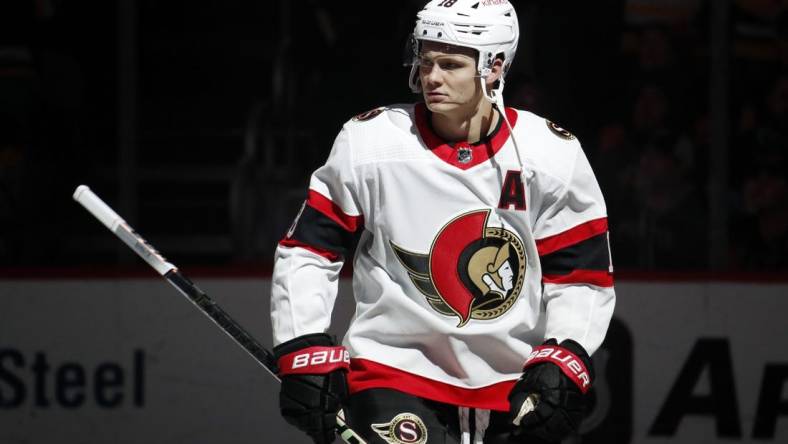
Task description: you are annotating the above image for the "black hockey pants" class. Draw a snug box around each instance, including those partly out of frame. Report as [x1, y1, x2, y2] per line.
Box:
[343, 388, 540, 443]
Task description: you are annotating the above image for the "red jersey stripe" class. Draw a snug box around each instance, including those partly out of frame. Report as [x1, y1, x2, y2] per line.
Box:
[278, 238, 340, 262]
[536, 218, 608, 256]
[542, 269, 614, 287]
[347, 358, 517, 412]
[306, 190, 363, 232]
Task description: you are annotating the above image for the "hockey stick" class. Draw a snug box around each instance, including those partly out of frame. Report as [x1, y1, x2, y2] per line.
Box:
[72, 185, 366, 444]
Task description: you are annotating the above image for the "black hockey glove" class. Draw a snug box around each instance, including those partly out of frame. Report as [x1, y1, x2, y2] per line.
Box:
[274, 333, 350, 444]
[508, 339, 594, 443]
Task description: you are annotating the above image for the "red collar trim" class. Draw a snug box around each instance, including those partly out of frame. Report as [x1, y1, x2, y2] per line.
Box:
[414, 102, 519, 170]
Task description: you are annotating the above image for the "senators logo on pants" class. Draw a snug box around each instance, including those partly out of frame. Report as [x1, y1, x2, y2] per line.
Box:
[391, 209, 526, 327]
[371, 413, 428, 444]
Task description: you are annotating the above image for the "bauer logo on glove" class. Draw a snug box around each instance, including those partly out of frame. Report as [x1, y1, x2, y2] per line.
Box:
[278, 347, 351, 375]
[508, 339, 595, 442]
[524, 344, 591, 392]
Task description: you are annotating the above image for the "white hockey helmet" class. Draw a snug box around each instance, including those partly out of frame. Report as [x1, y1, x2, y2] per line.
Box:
[407, 0, 519, 104]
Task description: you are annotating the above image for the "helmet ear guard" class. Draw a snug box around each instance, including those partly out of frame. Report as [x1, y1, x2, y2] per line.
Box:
[404, 35, 423, 93]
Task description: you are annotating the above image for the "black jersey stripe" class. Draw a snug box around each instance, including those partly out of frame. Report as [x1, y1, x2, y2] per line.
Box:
[285, 205, 362, 260]
[539, 232, 610, 275]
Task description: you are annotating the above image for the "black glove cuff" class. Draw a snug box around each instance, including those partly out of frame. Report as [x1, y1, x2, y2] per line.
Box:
[524, 338, 595, 393]
[273, 333, 336, 360]
[555, 339, 595, 383]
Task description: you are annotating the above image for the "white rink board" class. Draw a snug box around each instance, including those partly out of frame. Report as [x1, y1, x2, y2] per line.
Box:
[0, 278, 786, 444]
[615, 282, 788, 443]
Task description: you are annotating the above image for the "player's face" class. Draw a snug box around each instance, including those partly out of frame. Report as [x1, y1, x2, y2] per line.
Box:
[418, 41, 481, 115]
[497, 261, 514, 291]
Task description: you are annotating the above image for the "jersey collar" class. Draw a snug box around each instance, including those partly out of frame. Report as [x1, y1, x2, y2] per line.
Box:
[414, 102, 519, 170]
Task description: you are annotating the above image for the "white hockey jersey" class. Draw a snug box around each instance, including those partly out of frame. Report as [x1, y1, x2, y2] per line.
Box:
[271, 103, 615, 411]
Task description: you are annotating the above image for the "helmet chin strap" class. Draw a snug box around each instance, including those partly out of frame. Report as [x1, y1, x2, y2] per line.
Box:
[480, 73, 503, 110]
[481, 74, 526, 177]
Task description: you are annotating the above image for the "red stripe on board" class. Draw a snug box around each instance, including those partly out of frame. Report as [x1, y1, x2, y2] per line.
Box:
[278, 238, 340, 262]
[1, 267, 785, 283]
[543, 269, 614, 287]
[347, 358, 517, 412]
[536, 218, 608, 256]
[306, 190, 363, 233]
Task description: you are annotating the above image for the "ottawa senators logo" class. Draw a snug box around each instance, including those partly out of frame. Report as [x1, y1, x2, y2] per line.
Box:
[371, 413, 428, 444]
[391, 209, 526, 327]
[352, 107, 384, 122]
[546, 120, 576, 140]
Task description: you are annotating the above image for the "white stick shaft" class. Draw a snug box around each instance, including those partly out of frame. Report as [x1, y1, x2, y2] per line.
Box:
[73, 185, 175, 276]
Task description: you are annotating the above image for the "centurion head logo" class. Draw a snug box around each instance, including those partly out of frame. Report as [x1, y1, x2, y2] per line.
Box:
[391, 209, 526, 326]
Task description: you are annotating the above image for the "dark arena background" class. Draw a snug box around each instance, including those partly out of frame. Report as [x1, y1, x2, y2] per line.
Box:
[1, 1, 787, 443]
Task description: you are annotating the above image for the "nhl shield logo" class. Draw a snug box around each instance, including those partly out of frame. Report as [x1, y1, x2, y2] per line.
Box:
[457, 146, 473, 164]
[391, 209, 526, 327]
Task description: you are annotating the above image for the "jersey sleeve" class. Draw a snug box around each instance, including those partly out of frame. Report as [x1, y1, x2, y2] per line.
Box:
[532, 143, 615, 356]
[270, 126, 364, 346]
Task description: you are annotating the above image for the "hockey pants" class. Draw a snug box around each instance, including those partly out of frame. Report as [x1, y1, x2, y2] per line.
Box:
[343, 388, 542, 444]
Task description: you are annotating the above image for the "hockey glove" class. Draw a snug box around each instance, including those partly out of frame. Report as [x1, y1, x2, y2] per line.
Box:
[274, 333, 350, 444]
[508, 339, 594, 443]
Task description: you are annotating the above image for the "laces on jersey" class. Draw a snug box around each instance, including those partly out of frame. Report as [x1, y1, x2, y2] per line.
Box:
[459, 407, 491, 444]
[488, 87, 529, 237]
[488, 88, 526, 180]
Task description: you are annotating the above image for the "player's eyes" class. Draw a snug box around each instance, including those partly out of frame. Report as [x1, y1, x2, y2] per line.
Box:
[418, 58, 436, 68]
[440, 62, 462, 70]
[419, 58, 465, 71]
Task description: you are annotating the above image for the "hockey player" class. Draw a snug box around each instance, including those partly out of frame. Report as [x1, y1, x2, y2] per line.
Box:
[270, 1, 615, 443]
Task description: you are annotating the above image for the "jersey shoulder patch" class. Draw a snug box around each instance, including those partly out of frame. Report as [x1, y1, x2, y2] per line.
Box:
[545, 120, 576, 140]
[352, 106, 385, 122]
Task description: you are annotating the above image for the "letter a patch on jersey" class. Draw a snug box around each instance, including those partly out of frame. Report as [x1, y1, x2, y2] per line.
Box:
[498, 170, 526, 211]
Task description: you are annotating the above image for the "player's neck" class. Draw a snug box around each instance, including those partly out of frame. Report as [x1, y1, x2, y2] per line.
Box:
[431, 99, 499, 144]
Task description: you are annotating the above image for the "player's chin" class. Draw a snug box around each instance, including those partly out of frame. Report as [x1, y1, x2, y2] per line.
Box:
[424, 100, 458, 114]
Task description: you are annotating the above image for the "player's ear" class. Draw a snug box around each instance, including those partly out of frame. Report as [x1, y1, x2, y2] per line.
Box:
[485, 58, 505, 86]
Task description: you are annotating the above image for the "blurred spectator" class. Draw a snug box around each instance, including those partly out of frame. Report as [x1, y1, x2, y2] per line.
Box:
[598, 79, 704, 269]
[0, 0, 85, 265]
[595, 122, 639, 266]
[733, 171, 788, 269]
[0, 1, 40, 264]
[778, 9, 788, 67]
[507, 78, 544, 115]
[734, 75, 788, 186]
[764, 74, 788, 139]
[632, 146, 705, 269]
[731, 73, 788, 270]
